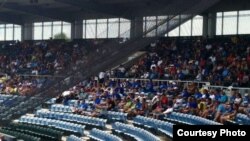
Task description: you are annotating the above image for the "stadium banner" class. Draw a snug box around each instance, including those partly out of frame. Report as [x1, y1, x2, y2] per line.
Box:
[173, 125, 250, 141]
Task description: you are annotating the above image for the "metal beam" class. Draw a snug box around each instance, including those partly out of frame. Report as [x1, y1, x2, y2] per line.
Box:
[0, 13, 23, 25]
[55, 0, 129, 19]
[2, 3, 73, 22]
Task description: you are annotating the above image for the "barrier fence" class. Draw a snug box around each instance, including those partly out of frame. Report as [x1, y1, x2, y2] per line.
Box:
[109, 77, 210, 88]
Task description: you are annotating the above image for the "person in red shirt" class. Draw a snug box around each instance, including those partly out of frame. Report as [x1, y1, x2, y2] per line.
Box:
[161, 93, 168, 109]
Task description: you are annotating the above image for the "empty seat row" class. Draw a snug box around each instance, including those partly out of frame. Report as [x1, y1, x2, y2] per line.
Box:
[19, 116, 85, 135]
[235, 113, 250, 125]
[106, 111, 127, 122]
[112, 122, 160, 141]
[167, 112, 221, 125]
[36, 110, 107, 128]
[133, 116, 173, 138]
[50, 104, 73, 113]
[9, 123, 63, 140]
[67, 135, 83, 141]
[88, 128, 122, 141]
[0, 128, 41, 141]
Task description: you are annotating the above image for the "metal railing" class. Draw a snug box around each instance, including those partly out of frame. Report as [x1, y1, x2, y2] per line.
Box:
[204, 85, 250, 96]
[109, 77, 210, 87]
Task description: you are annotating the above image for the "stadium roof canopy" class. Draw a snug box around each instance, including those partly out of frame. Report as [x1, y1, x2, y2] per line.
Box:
[0, 0, 249, 24]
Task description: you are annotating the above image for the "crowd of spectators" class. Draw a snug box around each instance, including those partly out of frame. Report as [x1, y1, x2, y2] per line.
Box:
[52, 37, 250, 124]
[0, 36, 249, 124]
[55, 75, 250, 124]
[0, 39, 103, 95]
[112, 37, 250, 87]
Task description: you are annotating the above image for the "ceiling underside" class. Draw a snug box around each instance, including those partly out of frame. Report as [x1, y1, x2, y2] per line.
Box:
[0, 0, 249, 24]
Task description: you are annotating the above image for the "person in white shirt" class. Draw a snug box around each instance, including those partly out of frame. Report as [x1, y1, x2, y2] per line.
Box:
[163, 106, 173, 114]
[151, 93, 161, 109]
[173, 95, 183, 109]
[209, 90, 216, 101]
[98, 71, 105, 84]
[234, 93, 242, 105]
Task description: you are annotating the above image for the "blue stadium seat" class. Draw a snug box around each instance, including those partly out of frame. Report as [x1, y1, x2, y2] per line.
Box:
[112, 122, 160, 141]
[235, 114, 250, 125]
[89, 128, 122, 141]
[67, 135, 82, 141]
[18, 116, 85, 135]
[133, 116, 173, 138]
[50, 104, 73, 113]
[35, 110, 107, 128]
[166, 112, 221, 125]
[107, 111, 127, 122]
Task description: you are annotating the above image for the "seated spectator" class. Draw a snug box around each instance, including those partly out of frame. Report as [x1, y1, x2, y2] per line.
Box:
[152, 101, 164, 118]
[219, 90, 228, 103]
[234, 93, 242, 105]
[214, 102, 230, 122]
[182, 97, 198, 114]
[220, 104, 239, 124]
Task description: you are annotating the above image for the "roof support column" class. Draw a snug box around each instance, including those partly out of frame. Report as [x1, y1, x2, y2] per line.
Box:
[203, 13, 216, 38]
[22, 23, 33, 40]
[130, 17, 143, 38]
[71, 20, 83, 39]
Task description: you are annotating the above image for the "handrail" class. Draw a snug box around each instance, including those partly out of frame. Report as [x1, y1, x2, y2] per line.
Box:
[205, 85, 250, 90]
[109, 77, 210, 85]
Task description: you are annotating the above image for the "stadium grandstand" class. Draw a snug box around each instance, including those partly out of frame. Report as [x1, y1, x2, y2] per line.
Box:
[0, 0, 250, 141]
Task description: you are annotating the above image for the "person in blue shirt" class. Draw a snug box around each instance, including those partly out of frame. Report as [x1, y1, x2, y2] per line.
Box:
[182, 97, 197, 114]
[79, 100, 88, 111]
[181, 88, 190, 99]
[94, 95, 101, 105]
[132, 80, 141, 88]
[214, 89, 221, 101]
[214, 102, 230, 122]
[73, 100, 88, 114]
[220, 104, 239, 124]
[132, 98, 143, 117]
[112, 91, 121, 101]
[229, 90, 236, 104]
[135, 99, 142, 111]
[101, 90, 111, 99]
[219, 90, 228, 103]
[63, 96, 70, 106]
[145, 81, 154, 93]
[194, 88, 202, 99]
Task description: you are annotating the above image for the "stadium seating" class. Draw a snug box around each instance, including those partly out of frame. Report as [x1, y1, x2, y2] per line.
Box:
[50, 104, 73, 113]
[67, 135, 83, 141]
[18, 116, 85, 135]
[36, 110, 107, 128]
[88, 128, 122, 141]
[133, 115, 173, 138]
[166, 112, 222, 125]
[106, 111, 127, 122]
[112, 122, 160, 141]
[0, 128, 41, 141]
[235, 114, 250, 125]
[3, 123, 63, 141]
